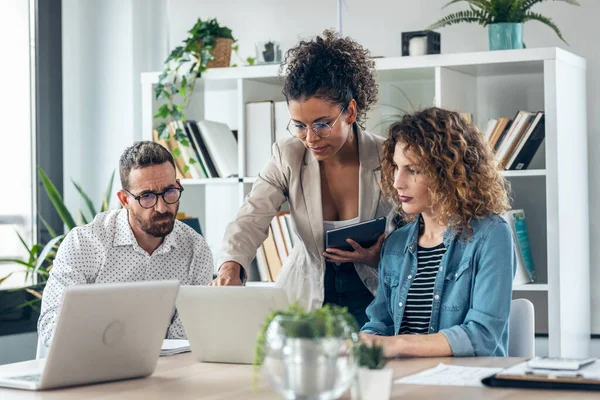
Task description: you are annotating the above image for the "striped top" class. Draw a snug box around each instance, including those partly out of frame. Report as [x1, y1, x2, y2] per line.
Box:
[399, 243, 447, 335]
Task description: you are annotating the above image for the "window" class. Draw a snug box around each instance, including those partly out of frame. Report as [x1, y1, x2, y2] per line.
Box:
[0, 0, 35, 289]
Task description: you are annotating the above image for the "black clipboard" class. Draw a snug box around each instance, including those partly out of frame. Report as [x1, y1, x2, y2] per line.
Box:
[482, 367, 600, 391]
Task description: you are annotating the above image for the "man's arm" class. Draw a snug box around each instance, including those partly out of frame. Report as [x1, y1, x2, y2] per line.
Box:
[38, 229, 102, 347]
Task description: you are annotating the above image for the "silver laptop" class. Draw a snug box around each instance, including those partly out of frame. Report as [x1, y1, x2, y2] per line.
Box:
[0, 280, 180, 390]
[176, 285, 289, 364]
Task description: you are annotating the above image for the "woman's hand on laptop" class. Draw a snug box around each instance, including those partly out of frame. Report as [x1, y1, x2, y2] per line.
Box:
[210, 262, 243, 286]
[323, 233, 385, 269]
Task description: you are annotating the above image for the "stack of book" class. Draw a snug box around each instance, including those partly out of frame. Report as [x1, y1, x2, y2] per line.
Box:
[502, 209, 536, 286]
[483, 111, 546, 170]
[255, 211, 297, 282]
[153, 120, 238, 179]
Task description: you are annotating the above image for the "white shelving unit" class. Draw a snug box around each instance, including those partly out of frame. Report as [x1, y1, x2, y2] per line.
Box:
[141, 47, 589, 357]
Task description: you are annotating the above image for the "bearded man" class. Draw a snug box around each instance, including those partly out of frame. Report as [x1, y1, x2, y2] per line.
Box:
[38, 141, 213, 347]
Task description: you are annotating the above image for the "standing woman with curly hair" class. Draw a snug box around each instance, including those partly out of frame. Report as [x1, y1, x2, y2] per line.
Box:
[361, 107, 517, 356]
[213, 30, 394, 325]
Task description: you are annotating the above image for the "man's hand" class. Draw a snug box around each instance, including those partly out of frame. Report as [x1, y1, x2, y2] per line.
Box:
[210, 261, 243, 286]
[323, 233, 385, 268]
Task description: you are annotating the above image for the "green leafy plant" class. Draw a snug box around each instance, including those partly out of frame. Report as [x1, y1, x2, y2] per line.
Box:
[353, 342, 386, 370]
[154, 18, 237, 175]
[253, 303, 359, 381]
[0, 168, 117, 313]
[428, 0, 580, 44]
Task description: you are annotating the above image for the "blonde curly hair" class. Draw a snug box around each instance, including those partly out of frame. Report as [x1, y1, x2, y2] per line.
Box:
[381, 107, 511, 232]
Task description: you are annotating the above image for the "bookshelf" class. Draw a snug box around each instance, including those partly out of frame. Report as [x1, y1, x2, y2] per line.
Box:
[141, 47, 589, 357]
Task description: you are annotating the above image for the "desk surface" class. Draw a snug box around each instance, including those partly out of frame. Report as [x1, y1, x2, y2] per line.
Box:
[0, 354, 598, 399]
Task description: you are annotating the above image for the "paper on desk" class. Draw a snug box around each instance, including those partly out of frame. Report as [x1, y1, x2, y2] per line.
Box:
[395, 363, 502, 387]
[160, 339, 191, 356]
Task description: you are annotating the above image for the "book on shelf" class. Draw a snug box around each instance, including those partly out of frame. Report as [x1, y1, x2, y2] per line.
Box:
[152, 128, 190, 179]
[488, 117, 511, 151]
[182, 121, 209, 178]
[502, 209, 536, 286]
[273, 101, 290, 143]
[262, 225, 283, 281]
[254, 212, 297, 282]
[172, 121, 205, 179]
[271, 216, 289, 263]
[255, 244, 272, 282]
[506, 112, 545, 170]
[196, 120, 239, 178]
[245, 101, 274, 177]
[188, 121, 220, 178]
[176, 212, 203, 236]
[484, 111, 545, 170]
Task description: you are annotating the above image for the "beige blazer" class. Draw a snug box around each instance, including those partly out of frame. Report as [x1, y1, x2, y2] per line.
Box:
[219, 126, 394, 311]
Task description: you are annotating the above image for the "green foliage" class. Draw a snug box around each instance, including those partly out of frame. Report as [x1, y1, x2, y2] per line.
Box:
[428, 0, 580, 44]
[154, 18, 243, 170]
[353, 342, 386, 370]
[253, 303, 359, 375]
[0, 169, 118, 313]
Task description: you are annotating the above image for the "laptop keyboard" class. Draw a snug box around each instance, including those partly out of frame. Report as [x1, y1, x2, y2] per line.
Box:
[6, 374, 42, 383]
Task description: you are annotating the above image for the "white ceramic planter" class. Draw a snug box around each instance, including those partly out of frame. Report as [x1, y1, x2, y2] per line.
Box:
[350, 367, 393, 400]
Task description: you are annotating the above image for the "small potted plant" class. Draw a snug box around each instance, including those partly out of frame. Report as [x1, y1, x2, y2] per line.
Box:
[351, 342, 393, 400]
[254, 303, 359, 399]
[427, 0, 580, 51]
[153, 18, 235, 174]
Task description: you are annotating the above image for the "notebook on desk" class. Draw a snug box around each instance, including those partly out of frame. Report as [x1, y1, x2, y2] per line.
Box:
[482, 358, 600, 391]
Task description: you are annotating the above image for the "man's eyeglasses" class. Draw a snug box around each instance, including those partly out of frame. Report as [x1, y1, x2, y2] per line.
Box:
[124, 186, 184, 209]
[286, 106, 346, 139]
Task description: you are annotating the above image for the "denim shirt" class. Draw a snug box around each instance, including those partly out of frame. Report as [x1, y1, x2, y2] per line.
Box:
[361, 214, 517, 356]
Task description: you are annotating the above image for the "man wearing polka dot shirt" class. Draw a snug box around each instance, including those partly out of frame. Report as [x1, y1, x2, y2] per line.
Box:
[38, 141, 214, 348]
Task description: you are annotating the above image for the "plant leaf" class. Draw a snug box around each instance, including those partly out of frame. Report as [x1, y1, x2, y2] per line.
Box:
[71, 179, 97, 220]
[102, 170, 116, 211]
[34, 234, 65, 274]
[38, 167, 76, 230]
[0, 258, 35, 269]
[154, 104, 171, 120]
[523, 0, 580, 11]
[523, 11, 568, 43]
[427, 10, 489, 30]
[41, 217, 58, 238]
[0, 273, 13, 285]
[25, 288, 43, 300]
[157, 122, 169, 139]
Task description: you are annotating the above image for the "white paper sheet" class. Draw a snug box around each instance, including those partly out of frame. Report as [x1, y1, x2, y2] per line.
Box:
[160, 339, 191, 356]
[394, 363, 502, 388]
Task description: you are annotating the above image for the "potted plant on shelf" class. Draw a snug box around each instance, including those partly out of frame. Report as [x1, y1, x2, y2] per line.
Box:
[254, 303, 360, 399]
[0, 169, 117, 331]
[427, 0, 580, 51]
[351, 342, 393, 400]
[153, 18, 235, 175]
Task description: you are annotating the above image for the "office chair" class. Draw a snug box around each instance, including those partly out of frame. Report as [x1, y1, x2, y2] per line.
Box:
[508, 298, 535, 358]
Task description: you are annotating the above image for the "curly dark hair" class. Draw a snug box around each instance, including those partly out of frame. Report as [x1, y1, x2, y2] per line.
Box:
[280, 29, 378, 130]
[381, 107, 511, 232]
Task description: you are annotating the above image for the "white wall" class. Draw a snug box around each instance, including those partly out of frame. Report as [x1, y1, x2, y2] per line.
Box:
[167, 0, 600, 333]
[62, 0, 168, 212]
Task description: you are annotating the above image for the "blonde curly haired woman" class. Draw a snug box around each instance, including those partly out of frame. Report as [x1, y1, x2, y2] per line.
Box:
[361, 107, 517, 357]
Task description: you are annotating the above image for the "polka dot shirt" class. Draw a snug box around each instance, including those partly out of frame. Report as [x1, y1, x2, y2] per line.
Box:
[38, 209, 213, 347]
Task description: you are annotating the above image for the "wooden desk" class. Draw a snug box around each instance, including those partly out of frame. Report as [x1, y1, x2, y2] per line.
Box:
[0, 354, 598, 399]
